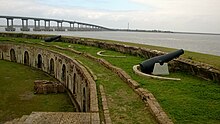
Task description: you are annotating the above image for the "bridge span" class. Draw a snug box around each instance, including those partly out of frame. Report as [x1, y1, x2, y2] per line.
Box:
[0, 15, 113, 31]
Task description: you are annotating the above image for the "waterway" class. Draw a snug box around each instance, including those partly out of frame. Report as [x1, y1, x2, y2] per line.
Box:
[0, 27, 220, 56]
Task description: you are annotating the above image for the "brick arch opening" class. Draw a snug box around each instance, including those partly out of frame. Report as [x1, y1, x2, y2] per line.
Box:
[1, 52, 3, 59]
[73, 73, 76, 94]
[24, 51, 29, 65]
[49, 58, 54, 75]
[61, 64, 66, 82]
[37, 54, 42, 68]
[10, 49, 16, 62]
[83, 87, 86, 112]
[0, 44, 98, 113]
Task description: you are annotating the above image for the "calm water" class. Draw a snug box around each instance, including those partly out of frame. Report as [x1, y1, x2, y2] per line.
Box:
[0, 27, 220, 56]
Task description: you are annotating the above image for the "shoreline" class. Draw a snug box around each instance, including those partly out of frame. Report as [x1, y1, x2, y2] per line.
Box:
[0, 30, 219, 57]
[0, 31, 219, 56]
[0, 25, 220, 35]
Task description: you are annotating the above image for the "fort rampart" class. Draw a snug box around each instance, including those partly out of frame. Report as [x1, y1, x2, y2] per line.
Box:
[0, 32, 219, 82]
[0, 43, 99, 114]
[61, 37, 220, 82]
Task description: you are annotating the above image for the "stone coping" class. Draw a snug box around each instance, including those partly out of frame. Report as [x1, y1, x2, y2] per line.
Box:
[100, 85, 112, 124]
[97, 51, 126, 58]
[133, 65, 181, 81]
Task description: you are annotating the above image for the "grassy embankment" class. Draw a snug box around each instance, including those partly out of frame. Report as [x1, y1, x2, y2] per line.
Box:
[1, 36, 220, 124]
[0, 37, 157, 124]
[51, 41, 220, 124]
[0, 60, 74, 123]
[77, 37, 220, 69]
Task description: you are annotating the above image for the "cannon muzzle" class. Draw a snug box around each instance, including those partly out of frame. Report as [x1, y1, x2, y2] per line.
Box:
[140, 49, 184, 74]
[44, 35, 61, 42]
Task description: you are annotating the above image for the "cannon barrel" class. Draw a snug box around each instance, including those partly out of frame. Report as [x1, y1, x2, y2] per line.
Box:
[140, 49, 184, 73]
[44, 35, 61, 42]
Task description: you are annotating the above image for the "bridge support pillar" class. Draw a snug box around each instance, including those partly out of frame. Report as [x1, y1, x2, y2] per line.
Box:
[97, 27, 102, 31]
[33, 19, 41, 31]
[5, 18, 15, 31]
[93, 26, 97, 31]
[88, 25, 93, 31]
[94, 27, 99, 31]
[81, 25, 85, 31]
[55, 21, 65, 31]
[78, 24, 81, 31]
[43, 20, 53, 31]
[21, 19, 30, 31]
[68, 23, 75, 31]
[81, 24, 86, 31]
[85, 25, 89, 31]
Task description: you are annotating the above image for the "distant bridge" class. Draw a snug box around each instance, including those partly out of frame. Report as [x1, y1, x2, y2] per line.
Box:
[0, 15, 113, 31]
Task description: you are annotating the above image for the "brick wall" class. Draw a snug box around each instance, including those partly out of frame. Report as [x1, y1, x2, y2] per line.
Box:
[0, 43, 99, 113]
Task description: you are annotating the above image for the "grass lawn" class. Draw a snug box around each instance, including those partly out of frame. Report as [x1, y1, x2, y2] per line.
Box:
[79, 37, 220, 69]
[50, 41, 220, 124]
[1, 35, 220, 123]
[0, 60, 75, 123]
[52, 45, 157, 124]
[0, 37, 157, 123]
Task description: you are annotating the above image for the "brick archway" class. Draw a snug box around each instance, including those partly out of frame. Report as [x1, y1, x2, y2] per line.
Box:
[50, 58, 54, 75]
[10, 49, 16, 62]
[61, 64, 66, 82]
[24, 51, 29, 65]
[37, 54, 42, 68]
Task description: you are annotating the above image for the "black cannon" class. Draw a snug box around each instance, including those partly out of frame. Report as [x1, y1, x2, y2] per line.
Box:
[140, 49, 184, 74]
[44, 35, 61, 42]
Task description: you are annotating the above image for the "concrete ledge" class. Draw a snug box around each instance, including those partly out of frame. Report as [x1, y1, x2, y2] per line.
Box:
[24, 112, 99, 124]
[133, 65, 181, 81]
[97, 51, 126, 58]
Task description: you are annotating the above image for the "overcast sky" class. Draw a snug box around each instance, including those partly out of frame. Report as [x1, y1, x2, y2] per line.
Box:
[0, 0, 220, 33]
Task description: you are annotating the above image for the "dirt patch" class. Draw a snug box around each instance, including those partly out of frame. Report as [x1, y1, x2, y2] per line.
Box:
[19, 91, 35, 100]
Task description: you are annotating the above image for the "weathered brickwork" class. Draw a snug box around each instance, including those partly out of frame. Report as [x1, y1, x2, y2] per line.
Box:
[0, 43, 99, 113]
[100, 85, 112, 124]
[34, 80, 65, 94]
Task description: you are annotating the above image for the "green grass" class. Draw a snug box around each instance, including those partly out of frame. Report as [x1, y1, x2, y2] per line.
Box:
[52, 45, 157, 124]
[1, 36, 220, 123]
[0, 60, 75, 123]
[79, 37, 220, 69]
[142, 72, 220, 124]
[0, 36, 42, 43]
[0, 37, 157, 123]
[49, 41, 220, 124]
